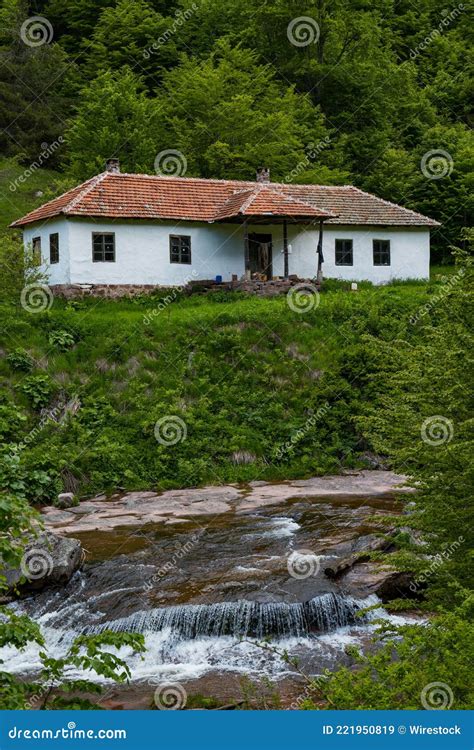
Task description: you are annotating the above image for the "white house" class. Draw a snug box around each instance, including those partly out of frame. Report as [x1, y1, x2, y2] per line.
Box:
[10, 161, 439, 289]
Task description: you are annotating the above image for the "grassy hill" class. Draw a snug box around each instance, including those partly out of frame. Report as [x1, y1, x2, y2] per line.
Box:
[0, 162, 456, 502]
[0, 157, 66, 232]
[0, 281, 443, 503]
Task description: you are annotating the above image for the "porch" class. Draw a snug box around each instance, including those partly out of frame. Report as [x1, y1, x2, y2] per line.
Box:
[212, 176, 331, 284]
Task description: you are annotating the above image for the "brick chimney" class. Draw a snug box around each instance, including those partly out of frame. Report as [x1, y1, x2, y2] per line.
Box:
[256, 167, 270, 183]
[105, 158, 120, 173]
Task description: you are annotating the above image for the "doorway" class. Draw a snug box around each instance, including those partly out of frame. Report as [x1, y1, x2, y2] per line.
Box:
[248, 233, 273, 279]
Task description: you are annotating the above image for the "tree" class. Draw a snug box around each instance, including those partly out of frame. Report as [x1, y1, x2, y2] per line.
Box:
[359, 247, 473, 593]
[156, 40, 340, 181]
[66, 67, 160, 179]
[0, 0, 74, 163]
[84, 0, 178, 88]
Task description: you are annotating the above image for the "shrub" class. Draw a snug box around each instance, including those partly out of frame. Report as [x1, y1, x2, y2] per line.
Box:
[6, 348, 34, 372]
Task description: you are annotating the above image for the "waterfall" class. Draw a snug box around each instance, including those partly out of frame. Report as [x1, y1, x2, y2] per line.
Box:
[86, 593, 363, 640]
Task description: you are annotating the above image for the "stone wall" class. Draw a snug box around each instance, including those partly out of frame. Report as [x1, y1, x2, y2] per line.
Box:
[50, 277, 319, 300]
[50, 284, 162, 299]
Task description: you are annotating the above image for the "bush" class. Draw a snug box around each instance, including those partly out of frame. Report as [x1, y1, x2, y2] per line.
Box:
[6, 348, 34, 372]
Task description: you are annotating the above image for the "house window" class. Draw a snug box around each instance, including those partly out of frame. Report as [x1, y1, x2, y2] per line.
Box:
[335, 239, 353, 266]
[373, 239, 391, 266]
[49, 233, 59, 264]
[32, 236, 41, 265]
[92, 233, 115, 262]
[170, 235, 191, 264]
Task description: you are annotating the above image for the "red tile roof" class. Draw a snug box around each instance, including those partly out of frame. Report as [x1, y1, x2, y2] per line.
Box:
[214, 185, 332, 220]
[10, 172, 440, 228]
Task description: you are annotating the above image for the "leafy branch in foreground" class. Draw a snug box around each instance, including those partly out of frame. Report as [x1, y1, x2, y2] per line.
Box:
[0, 489, 145, 709]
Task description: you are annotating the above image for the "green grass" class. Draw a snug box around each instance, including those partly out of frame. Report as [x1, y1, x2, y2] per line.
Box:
[0, 162, 455, 501]
[0, 157, 65, 232]
[0, 280, 444, 501]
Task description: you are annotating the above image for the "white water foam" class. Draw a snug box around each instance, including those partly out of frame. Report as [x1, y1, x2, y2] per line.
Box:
[0, 594, 422, 684]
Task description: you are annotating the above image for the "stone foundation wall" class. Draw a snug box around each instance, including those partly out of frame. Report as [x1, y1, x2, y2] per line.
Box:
[50, 277, 319, 300]
[50, 284, 164, 299]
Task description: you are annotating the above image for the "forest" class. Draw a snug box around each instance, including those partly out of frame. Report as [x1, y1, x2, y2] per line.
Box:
[0, 0, 473, 259]
[0, 0, 473, 719]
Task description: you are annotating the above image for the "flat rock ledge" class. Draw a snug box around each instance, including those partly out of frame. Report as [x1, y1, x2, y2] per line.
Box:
[41, 470, 413, 535]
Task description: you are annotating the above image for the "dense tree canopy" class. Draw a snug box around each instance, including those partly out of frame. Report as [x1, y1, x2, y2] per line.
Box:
[1, 0, 472, 255]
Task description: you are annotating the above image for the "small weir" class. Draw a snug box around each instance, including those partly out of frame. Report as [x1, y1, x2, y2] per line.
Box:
[86, 593, 363, 640]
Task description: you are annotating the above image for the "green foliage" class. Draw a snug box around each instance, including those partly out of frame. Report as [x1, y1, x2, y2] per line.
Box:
[0, 0, 470, 250]
[312, 602, 474, 710]
[0, 280, 448, 499]
[358, 250, 473, 594]
[154, 40, 336, 181]
[0, 232, 47, 305]
[0, 0, 73, 163]
[16, 374, 55, 409]
[66, 67, 160, 179]
[0, 453, 60, 504]
[0, 489, 145, 710]
[294, 247, 473, 710]
[6, 348, 34, 372]
[0, 604, 145, 709]
[48, 330, 76, 350]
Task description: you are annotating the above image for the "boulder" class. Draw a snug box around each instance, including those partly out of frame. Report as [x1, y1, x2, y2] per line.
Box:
[4, 532, 84, 594]
[359, 451, 390, 470]
[340, 561, 418, 601]
[324, 534, 395, 578]
[55, 492, 77, 509]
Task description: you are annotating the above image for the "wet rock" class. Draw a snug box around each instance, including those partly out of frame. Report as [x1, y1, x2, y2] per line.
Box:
[324, 534, 395, 578]
[359, 451, 390, 470]
[4, 532, 84, 594]
[340, 562, 417, 602]
[55, 492, 77, 509]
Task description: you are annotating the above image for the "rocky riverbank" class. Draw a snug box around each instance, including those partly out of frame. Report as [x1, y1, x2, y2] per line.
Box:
[41, 470, 413, 535]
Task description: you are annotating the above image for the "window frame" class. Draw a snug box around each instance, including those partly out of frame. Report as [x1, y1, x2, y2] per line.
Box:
[373, 239, 391, 266]
[335, 238, 353, 266]
[32, 236, 42, 266]
[92, 232, 116, 263]
[49, 232, 59, 264]
[169, 234, 192, 265]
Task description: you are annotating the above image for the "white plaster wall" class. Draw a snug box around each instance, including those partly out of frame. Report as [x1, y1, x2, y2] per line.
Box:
[66, 219, 245, 285]
[321, 225, 430, 282]
[23, 218, 70, 284]
[243, 223, 430, 283]
[21, 218, 430, 286]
